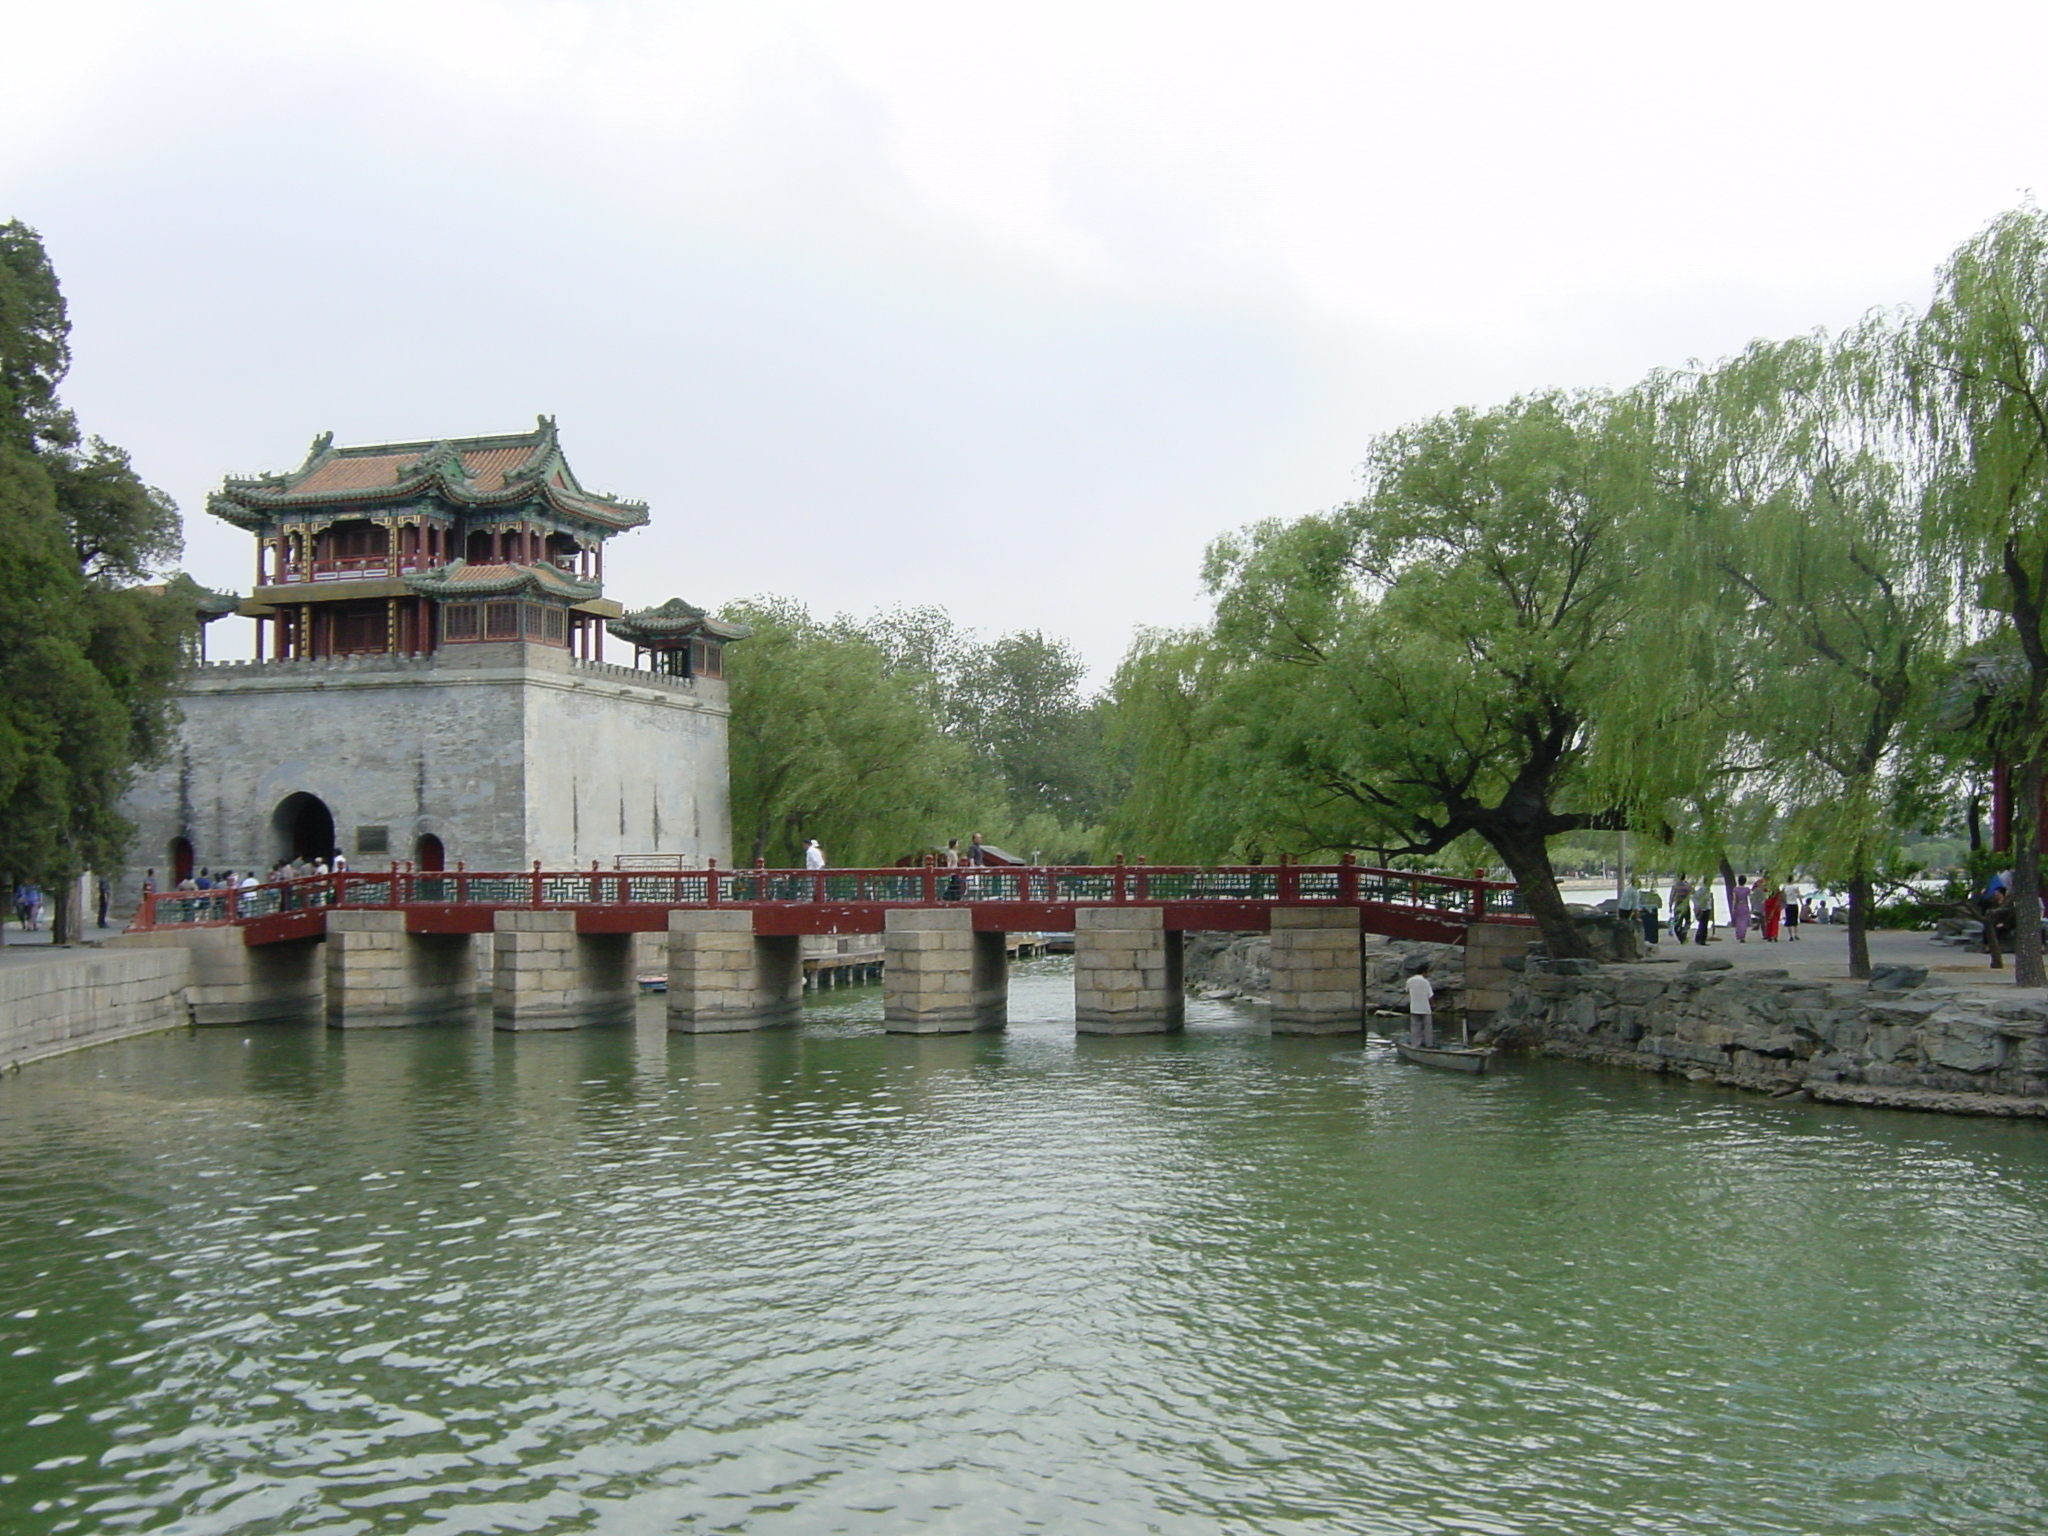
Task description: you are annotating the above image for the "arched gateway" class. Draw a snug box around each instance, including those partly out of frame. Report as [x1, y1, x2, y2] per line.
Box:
[271, 793, 337, 865]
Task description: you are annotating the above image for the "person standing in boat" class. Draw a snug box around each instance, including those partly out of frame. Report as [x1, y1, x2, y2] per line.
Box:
[1406, 961, 1436, 1048]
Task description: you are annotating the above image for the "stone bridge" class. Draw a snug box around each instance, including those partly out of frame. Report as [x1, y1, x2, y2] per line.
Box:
[129, 861, 1534, 1035]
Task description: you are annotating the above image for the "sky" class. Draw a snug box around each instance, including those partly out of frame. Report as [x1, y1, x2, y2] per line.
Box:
[6, 0, 2047, 675]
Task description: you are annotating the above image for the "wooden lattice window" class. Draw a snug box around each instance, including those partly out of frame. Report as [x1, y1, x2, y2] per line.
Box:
[444, 603, 481, 641]
[486, 601, 519, 640]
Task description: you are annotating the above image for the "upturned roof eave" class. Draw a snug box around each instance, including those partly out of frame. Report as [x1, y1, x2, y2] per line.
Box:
[400, 561, 604, 603]
[210, 474, 648, 531]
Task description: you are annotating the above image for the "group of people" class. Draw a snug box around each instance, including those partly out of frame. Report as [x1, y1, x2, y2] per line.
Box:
[1625, 875, 1826, 946]
[263, 853, 346, 883]
[146, 855, 348, 895]
[11, 883, 42, 930]
[1725, 875, 1815, 943]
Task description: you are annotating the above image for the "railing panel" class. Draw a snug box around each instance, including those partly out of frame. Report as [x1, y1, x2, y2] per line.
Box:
[130, 863, 1533, 931]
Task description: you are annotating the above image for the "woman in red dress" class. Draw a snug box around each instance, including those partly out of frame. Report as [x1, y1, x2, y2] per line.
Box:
[1761, 879, 1784, 942]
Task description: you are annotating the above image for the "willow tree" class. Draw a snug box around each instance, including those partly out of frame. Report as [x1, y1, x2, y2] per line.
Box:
[1641, 330, 1955, 976]
[1911, 208, 2048, 987]
[1188, 390, 1659, 957]
[719, 597, 991, 867]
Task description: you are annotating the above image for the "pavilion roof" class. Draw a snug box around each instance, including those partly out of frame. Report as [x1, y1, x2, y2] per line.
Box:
[608, 597, 752, 646]
[402, 560, 601, 603]
[208, 416, 649, 535]
[137, 573, 241, 622]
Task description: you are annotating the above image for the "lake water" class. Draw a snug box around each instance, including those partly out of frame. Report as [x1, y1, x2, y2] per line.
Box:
[2, 958, 2046, 1534]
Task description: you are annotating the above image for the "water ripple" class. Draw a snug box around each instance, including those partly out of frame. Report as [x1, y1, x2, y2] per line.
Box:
[0, 966, 2045, 1532]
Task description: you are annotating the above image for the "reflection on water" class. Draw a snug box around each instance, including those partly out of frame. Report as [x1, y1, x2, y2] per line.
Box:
[1, 959, 2046, 1534]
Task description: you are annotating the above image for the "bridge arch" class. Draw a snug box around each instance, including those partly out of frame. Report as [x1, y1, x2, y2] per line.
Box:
[271, 792, 338, 865]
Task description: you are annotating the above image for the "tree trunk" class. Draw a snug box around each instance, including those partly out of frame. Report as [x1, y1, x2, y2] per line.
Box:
[1968, 791, 1984, 854]
[2012, 754, 2045, 988]
[1719, 855, 1738, 918]
[1845, 868, 1873, 980]
[51, 877, 78, 947]
[1486, 825, 1592, 959]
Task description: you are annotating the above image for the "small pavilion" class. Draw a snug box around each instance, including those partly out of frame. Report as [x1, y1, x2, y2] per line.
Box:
[211, 416, 640, 660]
[609, 598, 751, 680]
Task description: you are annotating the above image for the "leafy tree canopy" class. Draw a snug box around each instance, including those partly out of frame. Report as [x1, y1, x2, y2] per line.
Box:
[0, 221, 190, 930]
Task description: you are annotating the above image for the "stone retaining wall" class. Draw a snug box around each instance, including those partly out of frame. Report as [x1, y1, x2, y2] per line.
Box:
[0, 949, 192, 1070]
[1183, 932, 1467, 1012]
[1497, 957, 2048, 1116]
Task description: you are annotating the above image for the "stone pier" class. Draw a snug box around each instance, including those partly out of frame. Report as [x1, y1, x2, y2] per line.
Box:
[492, 910, 636, 1029]
[883, 908, 1006, 1033]
[1074, 907, 1183, 1034]
[1267, 907, 1364, 1035]
[115, 926, 324, 1024]
[326, 911, 474, 1027]
[666, 910, 803, 1032]
[1461, 921, 1532, 1024]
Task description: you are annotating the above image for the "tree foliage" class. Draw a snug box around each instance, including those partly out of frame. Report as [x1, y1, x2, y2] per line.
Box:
[0, 222, 190, 932]
[1909, 206, 2048, 985]
[1110, 391, 1655, 956]
[720, 597, 985, 868]
[1638, 331, 1958, 975]
[720, 598, 1110, 868]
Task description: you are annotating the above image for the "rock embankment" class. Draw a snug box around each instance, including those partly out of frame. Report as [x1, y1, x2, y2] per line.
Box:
[1184, 932, 1463, 1014]
[1496, 956, 2048, 1117]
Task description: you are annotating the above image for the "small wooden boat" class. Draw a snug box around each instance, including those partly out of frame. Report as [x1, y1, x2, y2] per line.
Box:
[1395, 1041, 1494, 1074]
[636, 974, 668, 994]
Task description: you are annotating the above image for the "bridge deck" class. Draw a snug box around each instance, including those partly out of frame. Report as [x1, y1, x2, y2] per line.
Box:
[136, 863, 1533, 947]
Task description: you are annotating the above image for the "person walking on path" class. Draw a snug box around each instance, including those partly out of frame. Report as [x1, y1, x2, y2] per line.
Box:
[1694, 881, 1715, 944]
[1731, 876, 1753, 942]
[1406, 961, 1436, 1047]
[1783, 883, 1802, 942]
[1761, 878, 1784, 942]
[1669, 876, 1693, 945]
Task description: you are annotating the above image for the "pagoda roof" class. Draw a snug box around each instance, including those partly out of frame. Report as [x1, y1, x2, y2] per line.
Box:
[139, 573, 241, 622]
[208, 416, 649, 534]
[402, 560, 601, 603]
[609, 597, 753, 646]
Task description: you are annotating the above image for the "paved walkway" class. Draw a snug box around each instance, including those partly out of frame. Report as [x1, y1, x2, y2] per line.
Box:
[1630, 923, 2030, 993]
[0, 924, 129, 970]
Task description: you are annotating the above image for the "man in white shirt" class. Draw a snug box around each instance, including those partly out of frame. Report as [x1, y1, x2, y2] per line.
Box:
[1406, 961, 1435, 1047]
[804, 840, 825, 871]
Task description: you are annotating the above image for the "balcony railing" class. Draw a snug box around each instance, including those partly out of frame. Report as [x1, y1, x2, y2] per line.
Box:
[262, 556, 440, 585]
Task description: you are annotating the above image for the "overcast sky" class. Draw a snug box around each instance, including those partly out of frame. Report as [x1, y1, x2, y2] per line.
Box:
[7, 0, 2045, 674]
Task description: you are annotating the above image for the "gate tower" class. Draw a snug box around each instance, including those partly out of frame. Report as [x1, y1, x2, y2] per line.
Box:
[120, 418, 742, 892]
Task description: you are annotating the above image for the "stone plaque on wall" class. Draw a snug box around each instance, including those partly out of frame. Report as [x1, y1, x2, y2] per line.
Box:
[356, 825, 390, 854]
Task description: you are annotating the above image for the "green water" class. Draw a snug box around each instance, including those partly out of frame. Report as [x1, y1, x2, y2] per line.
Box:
[2, 959, 2046, 1534]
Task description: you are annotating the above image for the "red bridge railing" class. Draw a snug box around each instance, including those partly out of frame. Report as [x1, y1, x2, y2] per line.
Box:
[133, 860, 1528, 932]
